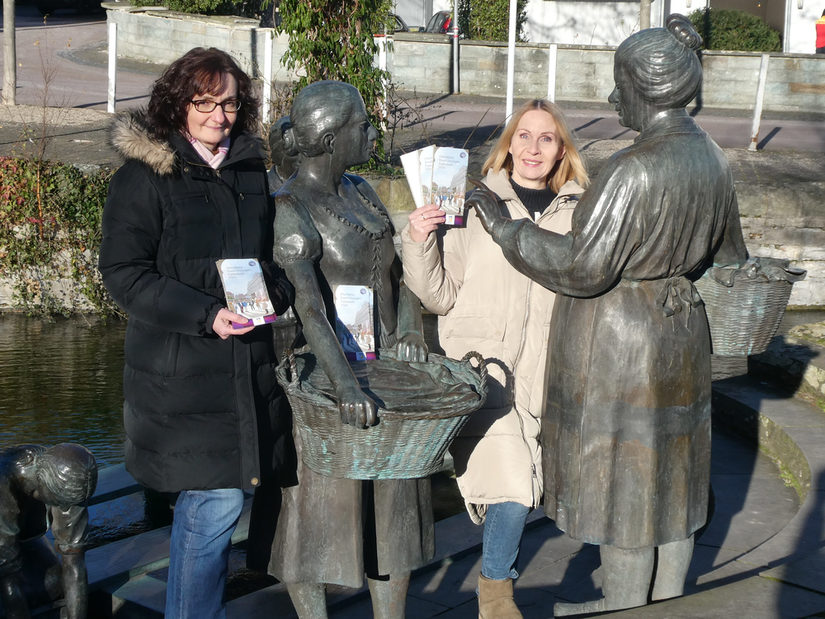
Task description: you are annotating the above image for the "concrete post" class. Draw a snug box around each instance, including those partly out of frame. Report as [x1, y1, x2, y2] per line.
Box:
[547, 43, 557, 102]
[262, 32, 273, 124]
[3, 0, 16, 106]
[505, 0, 517, 121]
[640, 0, 651, 29]
[748, 54, 770, 152]
[451, 0, 459, 93]
[107, 21, 117, 113]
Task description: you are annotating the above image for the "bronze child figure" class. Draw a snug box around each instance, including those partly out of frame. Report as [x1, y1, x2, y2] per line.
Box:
[0, 443, 97, 619]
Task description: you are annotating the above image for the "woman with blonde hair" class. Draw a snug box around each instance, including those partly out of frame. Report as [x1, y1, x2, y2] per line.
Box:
[401, 99, 588, 618]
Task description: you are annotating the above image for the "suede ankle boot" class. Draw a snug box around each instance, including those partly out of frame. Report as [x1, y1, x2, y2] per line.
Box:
[477, 574, 522, 618]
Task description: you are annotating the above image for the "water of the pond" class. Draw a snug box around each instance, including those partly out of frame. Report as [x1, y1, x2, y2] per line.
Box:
[0, 314, 127, 467]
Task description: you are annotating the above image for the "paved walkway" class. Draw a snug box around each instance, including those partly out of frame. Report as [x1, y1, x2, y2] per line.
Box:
[84, 359, 825, 618]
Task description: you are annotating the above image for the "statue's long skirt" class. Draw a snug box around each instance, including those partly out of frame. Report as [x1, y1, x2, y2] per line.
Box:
[268, 426, 434, 588]
[542, 280, 712, 549]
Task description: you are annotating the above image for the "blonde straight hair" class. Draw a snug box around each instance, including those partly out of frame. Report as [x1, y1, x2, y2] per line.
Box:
[482, 99, 589, 193]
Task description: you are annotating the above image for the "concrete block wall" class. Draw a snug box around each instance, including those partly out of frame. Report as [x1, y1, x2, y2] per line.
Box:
[106, 5, 296, 83]
[388, 35, 824, 114]
[107, 8, 825, 116]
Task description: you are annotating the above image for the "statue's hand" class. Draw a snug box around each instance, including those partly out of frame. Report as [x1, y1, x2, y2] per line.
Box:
[336, 384, 378, 429]
[466, 184, 506, 236]
[396, 332, 428, 363]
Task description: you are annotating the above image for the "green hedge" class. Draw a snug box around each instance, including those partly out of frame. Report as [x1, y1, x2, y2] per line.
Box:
[0, 157, 119, 316]
[689, 8, 782, 52]
[133, 0, 264, 18]
[458, 0, 527, 41]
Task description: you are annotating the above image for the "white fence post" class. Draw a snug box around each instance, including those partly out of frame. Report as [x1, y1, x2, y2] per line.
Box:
[547, 43, 557, 102]
[505, 0, 517, 121]
[375, 33, 389, 130]
[262, 32, 273, 124]
[107, 21, 117, 114]
[748, 53, 770, 152]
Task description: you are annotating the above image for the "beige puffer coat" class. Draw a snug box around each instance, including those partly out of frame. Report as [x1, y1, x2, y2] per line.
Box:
[401, 169, 583, 523]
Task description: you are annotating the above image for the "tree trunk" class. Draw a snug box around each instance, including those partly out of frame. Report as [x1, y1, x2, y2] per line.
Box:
[3, 0, 16, 105]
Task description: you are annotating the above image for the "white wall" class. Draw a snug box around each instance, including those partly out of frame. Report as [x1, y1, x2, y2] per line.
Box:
[393, 0, 434, 30]
[403, 0, 819, 53]
[521, 0, 708, 45]
[786, 1, 821, 54]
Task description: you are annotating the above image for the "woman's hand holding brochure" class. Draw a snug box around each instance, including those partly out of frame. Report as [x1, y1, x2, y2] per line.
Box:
[407, 203, 447, 243]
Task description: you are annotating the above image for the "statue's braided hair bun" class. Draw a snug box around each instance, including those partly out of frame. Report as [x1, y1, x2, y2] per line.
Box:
[282, 122, 299, 158]
[666, 13, 703, 51]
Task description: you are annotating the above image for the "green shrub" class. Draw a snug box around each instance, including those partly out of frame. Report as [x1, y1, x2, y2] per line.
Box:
[132, 0, 264, 19]
[459, 0, 527, 41]
[689, 8, 781, 52]
[277, 0, 393, 166]
[0, 157, 119, 316]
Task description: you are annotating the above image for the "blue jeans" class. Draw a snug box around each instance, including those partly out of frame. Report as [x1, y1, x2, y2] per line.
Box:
[165, 488, 245, 619]
[481, 501, 530, 581]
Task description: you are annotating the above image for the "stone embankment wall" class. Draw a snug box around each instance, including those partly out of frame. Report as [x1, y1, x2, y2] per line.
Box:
[105, 5, 825, 115]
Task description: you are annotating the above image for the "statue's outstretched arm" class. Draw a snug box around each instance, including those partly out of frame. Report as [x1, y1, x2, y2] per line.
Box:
[395, 279, 428, 363]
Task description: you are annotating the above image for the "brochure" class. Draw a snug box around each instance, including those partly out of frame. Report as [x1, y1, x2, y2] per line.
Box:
[216, 258, 278, 329]
[401, 145, 469, 226]
[333, 284, 376, 361]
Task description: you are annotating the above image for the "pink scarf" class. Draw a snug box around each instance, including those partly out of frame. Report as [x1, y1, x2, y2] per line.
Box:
[187, 135, 231, 169]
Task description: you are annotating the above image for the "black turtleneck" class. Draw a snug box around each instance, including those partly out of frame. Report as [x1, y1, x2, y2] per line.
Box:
[509, 178, 557, 220]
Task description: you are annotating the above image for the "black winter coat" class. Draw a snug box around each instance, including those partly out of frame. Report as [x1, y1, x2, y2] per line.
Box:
[99, 112, 293, 493]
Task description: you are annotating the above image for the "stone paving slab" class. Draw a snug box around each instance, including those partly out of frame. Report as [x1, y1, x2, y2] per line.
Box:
[762, 546, 825, 595]
[91, 463, 140, 504]
[605, 575, 825, 618]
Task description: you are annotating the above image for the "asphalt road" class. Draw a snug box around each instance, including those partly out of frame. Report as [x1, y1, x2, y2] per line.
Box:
[1, 6, 824, 159]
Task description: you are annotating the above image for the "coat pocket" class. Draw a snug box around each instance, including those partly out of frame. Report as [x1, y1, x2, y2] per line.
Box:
[440, 314, 504, 342]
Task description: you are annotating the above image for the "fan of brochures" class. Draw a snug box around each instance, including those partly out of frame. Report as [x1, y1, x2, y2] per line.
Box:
[401, 145, 469, 226]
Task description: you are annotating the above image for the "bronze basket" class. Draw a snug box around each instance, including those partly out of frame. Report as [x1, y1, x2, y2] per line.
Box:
[695, 257, 806, 356]
[276, 349, 487, 480]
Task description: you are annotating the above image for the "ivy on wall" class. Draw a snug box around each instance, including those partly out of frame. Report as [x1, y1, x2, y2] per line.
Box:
[0, 157, 120, 317]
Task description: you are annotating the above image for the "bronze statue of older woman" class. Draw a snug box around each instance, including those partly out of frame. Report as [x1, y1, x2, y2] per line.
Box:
[469, 15, 748, 615]
[267, 80, 432, 618]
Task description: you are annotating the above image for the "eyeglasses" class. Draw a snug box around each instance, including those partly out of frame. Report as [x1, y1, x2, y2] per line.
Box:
[190, 99, 242, 113]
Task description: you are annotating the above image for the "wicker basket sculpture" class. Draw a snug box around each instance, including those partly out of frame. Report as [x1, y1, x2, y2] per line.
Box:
[695, 257, 806, 356]
[276, 349, 487, 480]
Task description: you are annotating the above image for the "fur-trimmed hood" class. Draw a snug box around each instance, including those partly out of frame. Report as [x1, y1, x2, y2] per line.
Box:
[110, 110, 177, 176]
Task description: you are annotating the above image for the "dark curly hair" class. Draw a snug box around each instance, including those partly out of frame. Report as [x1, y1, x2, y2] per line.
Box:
[146, 47, 259, 142]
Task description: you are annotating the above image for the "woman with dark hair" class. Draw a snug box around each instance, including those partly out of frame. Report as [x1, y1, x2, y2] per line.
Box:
[469, 15, 748, 615]
[267, 80, 432, 618]
[99, 47, 293, 618]
[401, 99, 588, 617]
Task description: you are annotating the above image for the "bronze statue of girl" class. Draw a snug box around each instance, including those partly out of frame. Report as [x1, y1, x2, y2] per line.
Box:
[268, 80, 432, 618]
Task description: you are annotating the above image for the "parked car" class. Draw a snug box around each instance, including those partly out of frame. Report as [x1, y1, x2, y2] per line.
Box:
[424, 10, 454, 34]
[391, 13, 410, 32]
